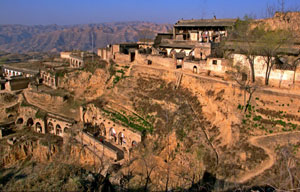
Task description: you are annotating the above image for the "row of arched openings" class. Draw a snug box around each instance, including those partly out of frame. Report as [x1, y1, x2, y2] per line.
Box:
[16, 117, 68, 136]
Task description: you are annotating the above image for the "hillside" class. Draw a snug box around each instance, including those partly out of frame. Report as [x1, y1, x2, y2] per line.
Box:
[0, 21, 172, 53]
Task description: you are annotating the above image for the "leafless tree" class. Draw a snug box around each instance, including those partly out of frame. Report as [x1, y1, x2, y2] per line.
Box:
[228, 17, 259, 83]
[228, 60, 257, 112]
[256, 26, 292, 85]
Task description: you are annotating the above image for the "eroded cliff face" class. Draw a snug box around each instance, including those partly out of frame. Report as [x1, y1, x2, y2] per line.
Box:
[59, 68, 109, 101]
[102, 65, 300, 190]
[0, 132, 62, 167]
[263, 12, 300, 31]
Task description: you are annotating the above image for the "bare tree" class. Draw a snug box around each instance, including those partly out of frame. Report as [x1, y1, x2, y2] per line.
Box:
[228, 60, 257, 112]
[256, 26, 292, 85]
[228, 17, 260, 83]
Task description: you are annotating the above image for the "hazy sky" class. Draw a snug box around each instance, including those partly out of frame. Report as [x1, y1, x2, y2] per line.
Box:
[0, 0, 299, 25]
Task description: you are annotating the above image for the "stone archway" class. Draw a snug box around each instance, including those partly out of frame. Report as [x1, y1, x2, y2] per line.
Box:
[109, 128, 117, 143]
[27, 118, 34, 127]
[16, 117, 24, 124]
[48, 122, 54, 134]
[36, 122, 42, 133]
[56, 124, 62, 136]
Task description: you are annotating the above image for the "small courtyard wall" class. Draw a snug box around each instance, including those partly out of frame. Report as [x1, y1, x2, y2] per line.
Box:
[183, 58, 229, 77]
[135, 52, 175, 68]
[233, 53, 299, 88]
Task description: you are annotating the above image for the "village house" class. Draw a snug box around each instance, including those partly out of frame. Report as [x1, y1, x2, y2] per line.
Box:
[97, 42, 138, 62]
[60, 51, 96, 68]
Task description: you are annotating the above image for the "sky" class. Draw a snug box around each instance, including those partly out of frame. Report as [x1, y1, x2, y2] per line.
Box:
[0, 0, 299, 25]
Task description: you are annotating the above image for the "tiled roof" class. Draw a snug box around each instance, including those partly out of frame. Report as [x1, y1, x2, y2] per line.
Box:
[175, 19, 237, 27]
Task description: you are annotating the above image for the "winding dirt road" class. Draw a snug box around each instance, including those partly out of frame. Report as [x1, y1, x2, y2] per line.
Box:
[236, 131, 300, 183]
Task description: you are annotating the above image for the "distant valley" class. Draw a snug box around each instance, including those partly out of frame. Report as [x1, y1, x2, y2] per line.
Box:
[0, 21, 172, 53]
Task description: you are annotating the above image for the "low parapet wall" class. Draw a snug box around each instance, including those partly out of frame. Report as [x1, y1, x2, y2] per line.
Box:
[77, 131, 123, 160]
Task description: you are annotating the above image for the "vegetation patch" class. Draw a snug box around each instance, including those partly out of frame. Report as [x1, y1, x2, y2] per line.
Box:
[102, 107, 153, 135]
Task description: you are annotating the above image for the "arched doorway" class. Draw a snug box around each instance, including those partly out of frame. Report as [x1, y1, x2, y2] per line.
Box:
[118, 132, 124, 145]
[48, 122, 54, 134]
[193, 66, 198, 73]
[16, 118, 24, 124]
[36, 122, 42, 133]
[27, 118, 34, 127]
[99, 123, 106, 136]
[64, 127, 69, 134]
[8, 114, 14, 119]
[56, 124, 62, 136]
[109, 128, 117, 142]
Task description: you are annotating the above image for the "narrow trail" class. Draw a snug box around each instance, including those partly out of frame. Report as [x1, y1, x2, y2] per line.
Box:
[236, 131, 300, 183]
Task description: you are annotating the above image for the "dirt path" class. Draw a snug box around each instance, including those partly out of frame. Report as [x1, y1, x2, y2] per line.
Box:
[236, 131, 300, 183]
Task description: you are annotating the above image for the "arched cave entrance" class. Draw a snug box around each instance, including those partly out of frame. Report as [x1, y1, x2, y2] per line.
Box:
[109, 128, 117, 142]
[64, 127, 69, 134]
[56, 124, 62, 136]
[193, 66, 198, 73]
[27, 118, 34, 127]
[36, 122, 42, 133]
[48, 122, 54, 134]
[118, 132, 124, 145]
[16, 118, 24, 124]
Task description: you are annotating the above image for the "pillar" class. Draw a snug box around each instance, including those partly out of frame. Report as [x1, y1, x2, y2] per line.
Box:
[209, 31, 213, 42]
[199, 31, 203, 42]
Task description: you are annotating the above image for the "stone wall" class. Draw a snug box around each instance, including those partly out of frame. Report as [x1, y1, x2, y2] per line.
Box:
[77, 131, 123, 160]
[233, 53, 300, 88]
[183, 58, 229, 76]
[135, 52, 176, 68]
[114, 52, 130, 63]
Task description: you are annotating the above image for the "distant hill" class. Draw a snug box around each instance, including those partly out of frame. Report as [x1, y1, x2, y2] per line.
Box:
[0, 21, 172, 53]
